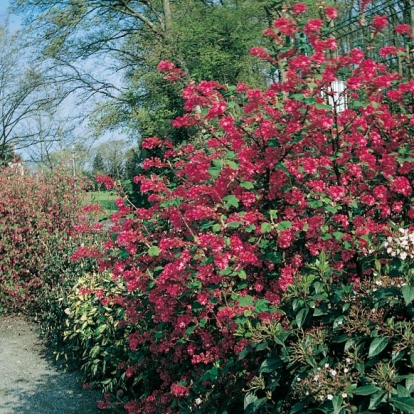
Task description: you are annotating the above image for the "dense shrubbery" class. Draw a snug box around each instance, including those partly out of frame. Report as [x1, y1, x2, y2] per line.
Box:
[0, 167, 104, 331]
[67, 5, 414, 413]
[242, 249, 414, 413]
[2, 4, 414, 414]
[62, 272, 133, 395]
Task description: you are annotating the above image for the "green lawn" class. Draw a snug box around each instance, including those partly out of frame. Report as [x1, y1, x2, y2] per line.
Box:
[86, 191, 118, 220]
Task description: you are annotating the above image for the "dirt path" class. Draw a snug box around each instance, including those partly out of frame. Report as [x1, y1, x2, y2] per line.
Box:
[0, 316, 116, 414]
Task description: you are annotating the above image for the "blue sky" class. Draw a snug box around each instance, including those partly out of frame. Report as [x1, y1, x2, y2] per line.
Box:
[0, 0, 21, 30]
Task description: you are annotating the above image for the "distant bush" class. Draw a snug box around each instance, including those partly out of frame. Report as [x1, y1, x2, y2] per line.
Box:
[0, 167, 104, 323]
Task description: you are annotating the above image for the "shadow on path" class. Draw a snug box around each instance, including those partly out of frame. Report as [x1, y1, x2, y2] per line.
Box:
[0, 316, 122, 414]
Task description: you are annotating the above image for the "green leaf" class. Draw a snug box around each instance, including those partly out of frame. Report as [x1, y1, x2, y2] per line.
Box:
[261, 222, 273, 233]
[244, 394, 267, 413]
[238, 295, 253, 307]
[254, 299, 271, 313]
[333, 231, 344, 241]
[391, 397, 414, 413]
[223, 195, 239, 209]
[396, 384, 411, 398]
[332, 395, 343, 413]
[259, 355, 283, 373]
[402, 285, 414, 306]
[369, 391, 386, 410]
[227, 221, 241, 228]
[295, 308, 309, 328]
[353, 100, 368, 108]
[290, 401, 309, 414]
[354, 385, 381, 396]
[291, 93, 305, 102]
[148, 246, 160, 257]
[277, 221, 291, 231]
[238, 344, 251, 360]
[240, 181, 254, 190]
[238, 269, 247, 280]
[212, 223, 221, 232]
[406, 375, 414, 393]
[208, 167, 221, 179]
[368, 337, 388, 358]
[226, 160, 239, 170]
[315, 102, 332, 110]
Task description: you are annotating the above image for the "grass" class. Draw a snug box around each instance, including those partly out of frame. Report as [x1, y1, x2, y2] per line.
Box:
[85, 191, 118, 220]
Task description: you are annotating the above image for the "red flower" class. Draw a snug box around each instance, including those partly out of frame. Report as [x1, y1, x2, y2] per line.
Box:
[292, 3, 307, 14]
[304, 19, 323, 34]
[371, 15, 388, 33]
[96, 175, 114, 190]
[391, 176, 412, 197]
[274, 17, 298, 36]
[396, 24, 412, 36]
[325, 7, 339, 20]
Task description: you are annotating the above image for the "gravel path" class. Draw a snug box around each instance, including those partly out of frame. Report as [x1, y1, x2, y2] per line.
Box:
[0, 316, 115, 414]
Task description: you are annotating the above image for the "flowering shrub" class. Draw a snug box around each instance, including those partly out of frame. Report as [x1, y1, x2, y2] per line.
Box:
[0, 167, 103, 317]
[73, 5, 414, 412]
[241, 250, 414, 413]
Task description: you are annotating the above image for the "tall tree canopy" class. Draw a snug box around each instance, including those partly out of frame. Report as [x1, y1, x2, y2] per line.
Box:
[0, 20, 69, 163]
[13, 0, 280, 143]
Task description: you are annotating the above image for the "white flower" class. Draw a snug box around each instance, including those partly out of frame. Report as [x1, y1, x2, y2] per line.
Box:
[313, 375, 319, 381]
[330, 369, 337, 377]
[375, 280, 383, 286]
[345, 358, 351, 363]
[400, 251, 408, 260]
[343, 368, 349, 373]
[327, 394, 333, 400]
[341, 392, 348, 398]
[325, 363, 330, 368]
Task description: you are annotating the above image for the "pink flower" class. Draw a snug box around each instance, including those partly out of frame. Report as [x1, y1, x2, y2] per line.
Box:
[274, 17, 298, 36]
[170, 383, 189, 397]
[304, 19, 323, 34]
[292, 3, 307, 14]
[391, 176, 412, 197]
[141, 136, 164, 149]
[396, 24, 412, 36]
[350, 48, 364, 64]
[371, 15, 388, 33]
[96, 175, 114, 190]
[325, 7, 339, 20]
[326, 185, 345, 201]
[157, 60, 175, 72]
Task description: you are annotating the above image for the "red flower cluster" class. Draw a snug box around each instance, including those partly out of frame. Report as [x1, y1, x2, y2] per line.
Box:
[87, 7, 414, 412]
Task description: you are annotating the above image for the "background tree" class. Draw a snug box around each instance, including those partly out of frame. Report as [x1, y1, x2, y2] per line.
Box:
[90, 139, 129, 180]
[13, 0, 281, 145]
[0, 20, 70, 164]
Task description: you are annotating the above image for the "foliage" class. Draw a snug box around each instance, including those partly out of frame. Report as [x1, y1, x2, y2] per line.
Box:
[241, 248, 414, 413]
[0, 166, 104, 321]
[68, 5, 414, 413]
[61, 272, 133, 403]
[14, 0, 278, 142]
